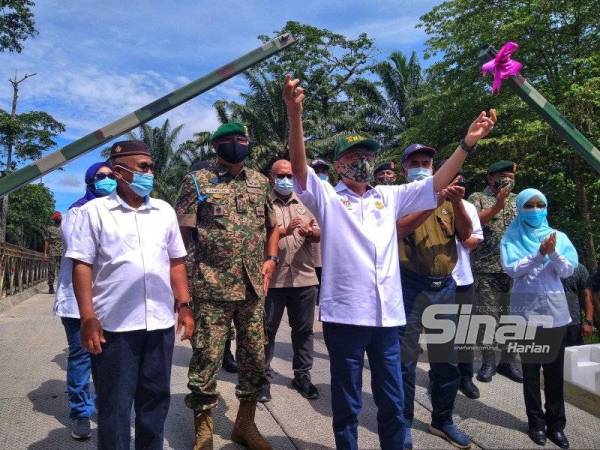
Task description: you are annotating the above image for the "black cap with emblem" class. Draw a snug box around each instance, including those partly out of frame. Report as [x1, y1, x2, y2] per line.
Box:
[109, 140, 151, 158]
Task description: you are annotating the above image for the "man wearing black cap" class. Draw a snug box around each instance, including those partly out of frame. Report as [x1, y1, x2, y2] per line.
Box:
[467, 160, 522, 384]
[284, 74, 496, 450]
[374, 161, 397, 185]
[68, 140, 194, 450]
[397, 145, 474, 449]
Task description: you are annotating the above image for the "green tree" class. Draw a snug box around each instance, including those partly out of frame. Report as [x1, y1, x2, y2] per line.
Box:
[356, 51, 424, 154]
[226, 21, 378, 167]
[407, 0, 600, 268]
[6, 183, 54, 251]
[0, 73, 65, 241]
[0, 0, 37, 53]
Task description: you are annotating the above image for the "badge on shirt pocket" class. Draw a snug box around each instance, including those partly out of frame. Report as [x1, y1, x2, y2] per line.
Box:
[236, 194, 248, 214]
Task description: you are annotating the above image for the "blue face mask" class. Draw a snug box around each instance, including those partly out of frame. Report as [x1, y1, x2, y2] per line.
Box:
[274, 177, 294, 196]
[117, 165, 154, 198]
[521, 208, 547, 228]
[406, 167, 432, 182]
[93, 178, 117, 196]
[317, 173, 330, 183]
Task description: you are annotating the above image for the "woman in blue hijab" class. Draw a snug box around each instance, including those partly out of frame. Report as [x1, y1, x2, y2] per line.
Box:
[53, 161, 115, 441]
[501, 188, 576, 449]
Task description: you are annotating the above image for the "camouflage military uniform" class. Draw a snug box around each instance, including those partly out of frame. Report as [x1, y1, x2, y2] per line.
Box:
[468, 186, 517, 362]
[175, 162, 275, 412]
[45, 224, 64, 288]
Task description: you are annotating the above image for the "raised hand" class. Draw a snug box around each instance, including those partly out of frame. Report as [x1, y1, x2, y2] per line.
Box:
[465, 109, 497, 147]
[495, 184, 511, 208]
[283, 74, 305, 116]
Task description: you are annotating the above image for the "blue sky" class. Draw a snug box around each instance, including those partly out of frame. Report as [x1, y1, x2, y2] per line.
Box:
[0, 0, 442, 211]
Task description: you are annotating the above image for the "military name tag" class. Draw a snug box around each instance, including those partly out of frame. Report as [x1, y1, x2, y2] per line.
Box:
[205, 187, 231, 195]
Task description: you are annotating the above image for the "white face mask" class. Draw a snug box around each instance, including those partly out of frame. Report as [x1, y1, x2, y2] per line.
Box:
[274, 177, 294, 196]
[406, 167, 432, 182]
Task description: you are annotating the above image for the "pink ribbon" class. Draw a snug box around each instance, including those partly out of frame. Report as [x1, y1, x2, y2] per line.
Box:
[481, 42, 523, 94]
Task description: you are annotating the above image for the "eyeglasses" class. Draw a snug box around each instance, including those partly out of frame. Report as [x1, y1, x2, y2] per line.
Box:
[275, 174, 293, 179]
[523, 203, 546, 209]
[94, 173, 115, 181]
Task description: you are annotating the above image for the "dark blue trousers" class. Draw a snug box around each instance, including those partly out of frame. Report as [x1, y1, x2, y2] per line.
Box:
[61, 317, 95, 419]
[91, 327, 174, 450]
[323, 322, 405, 450]
[399, 269, 459, 428]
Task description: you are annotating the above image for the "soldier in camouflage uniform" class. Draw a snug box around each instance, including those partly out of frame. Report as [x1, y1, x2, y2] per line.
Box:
[44, 211, 64, 294]
[175, 122, 280, 450]
[468, 160, 523, 384]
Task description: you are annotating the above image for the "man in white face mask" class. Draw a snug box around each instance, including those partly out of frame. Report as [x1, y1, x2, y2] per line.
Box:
[259, 159, 321, 403]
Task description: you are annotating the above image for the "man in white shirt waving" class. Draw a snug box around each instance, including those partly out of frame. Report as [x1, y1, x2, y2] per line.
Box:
[69, 140, 194, 450]
[283, 74, 496, 450]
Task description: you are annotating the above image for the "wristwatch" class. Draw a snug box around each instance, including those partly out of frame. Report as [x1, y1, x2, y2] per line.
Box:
[459, 138, 477, 154]
[266, 255, 280, 265]
[175, 301, 192, 313]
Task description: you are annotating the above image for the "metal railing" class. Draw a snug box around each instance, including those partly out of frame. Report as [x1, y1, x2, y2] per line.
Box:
[0, 242, 48, 298]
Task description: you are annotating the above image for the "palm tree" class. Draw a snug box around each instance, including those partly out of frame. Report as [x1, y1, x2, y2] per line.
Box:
[354, 51, 424, 153]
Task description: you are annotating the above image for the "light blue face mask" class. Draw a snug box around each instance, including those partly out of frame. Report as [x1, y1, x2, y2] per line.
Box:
[317, 173, 330, 183]
[521, 208, 547, 228]
[406, 167, 432, 182]
[94, 178, 117, 196]
[117, 165, 154, 198]
[274, 177, 294, 196]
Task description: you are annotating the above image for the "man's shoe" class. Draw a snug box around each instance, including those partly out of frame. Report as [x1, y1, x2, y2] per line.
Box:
[291, 375, 319, 400]
[257, 383, 271, 403]
[403, 425, 413, 449]
[194, 410, 214, 450]
[231, 400, 273, 450]
[71, 418, 91, 441]
[496, 362, 524, 383]
[528, 428, 546, 446]
[222, 347, 238, 373]
[476, 363, 495, 382]
[429, 423, 473, 449]
[548, 431, 570, 449]
[459, 378, 480, 399]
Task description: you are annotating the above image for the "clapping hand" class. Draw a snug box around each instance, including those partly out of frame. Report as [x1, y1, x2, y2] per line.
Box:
[540, 232, 557, 256]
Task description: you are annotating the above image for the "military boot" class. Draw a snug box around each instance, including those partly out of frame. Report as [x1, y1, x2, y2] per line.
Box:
[193, 410, 213, 450]
[231, 400, 272, 450]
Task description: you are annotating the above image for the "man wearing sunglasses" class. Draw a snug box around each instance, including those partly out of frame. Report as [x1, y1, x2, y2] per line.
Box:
[68, 140, 193, 450]
[175, 122, 280, 450]
[284, 74, 496, 450]
[259, 159, 320, 404]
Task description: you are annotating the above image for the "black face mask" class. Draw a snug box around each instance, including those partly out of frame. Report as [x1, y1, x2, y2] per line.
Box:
[216, 141, 250, 164]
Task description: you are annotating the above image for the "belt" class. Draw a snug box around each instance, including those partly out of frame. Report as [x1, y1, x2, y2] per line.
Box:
[401, 268, 454, 291]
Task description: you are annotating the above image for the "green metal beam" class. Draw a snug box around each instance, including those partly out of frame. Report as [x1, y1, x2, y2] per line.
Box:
[479, 45, 600, 174]
[0, 33, 296, 197]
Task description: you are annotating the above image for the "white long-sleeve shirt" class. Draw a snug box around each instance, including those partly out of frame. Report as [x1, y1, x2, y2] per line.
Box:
[502, 251, 574, 328]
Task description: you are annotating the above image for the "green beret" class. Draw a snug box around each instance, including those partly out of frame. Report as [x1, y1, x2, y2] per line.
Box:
[333, 133, 380, 160]
[487, 160, 516, 175]
[210, 122, 248, 143]
[374, 161, 396, 174]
